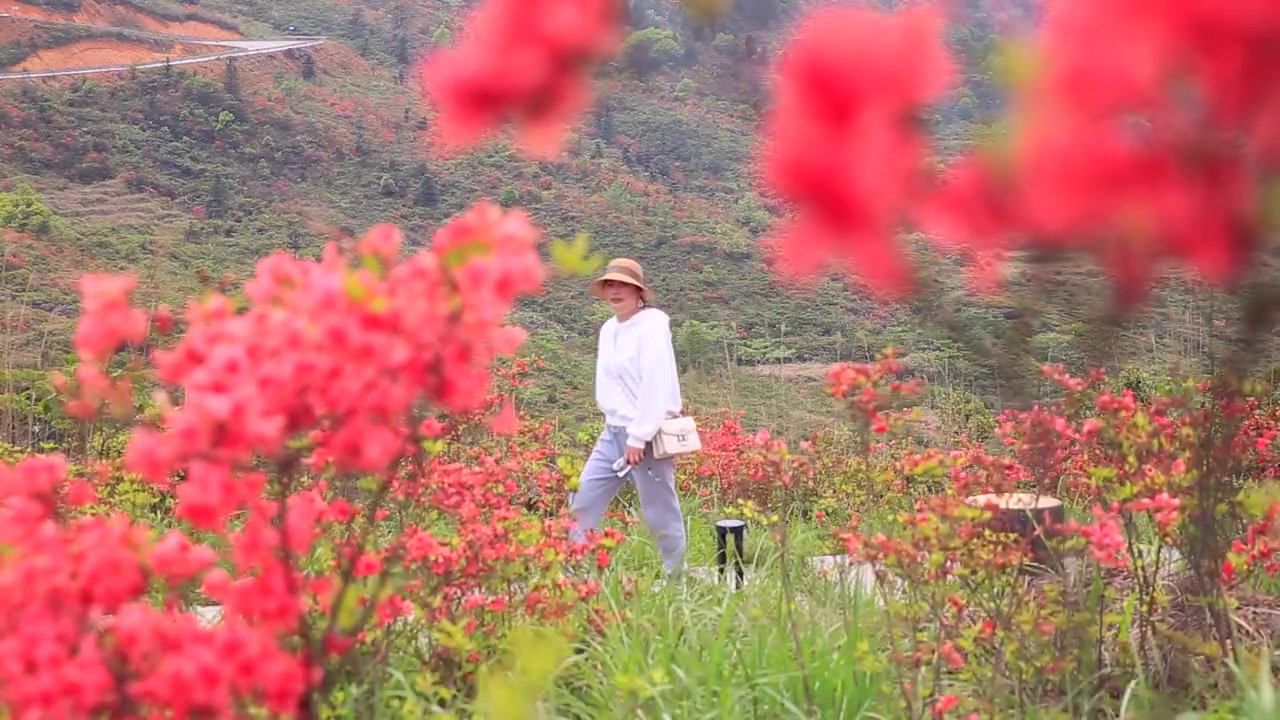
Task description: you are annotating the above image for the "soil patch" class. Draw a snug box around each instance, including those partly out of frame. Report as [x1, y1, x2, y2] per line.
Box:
[0, 18, 33, 43]
[9, 0, 240, 40]
[6, 36, 214, 71]
[743, 362, 832, 381]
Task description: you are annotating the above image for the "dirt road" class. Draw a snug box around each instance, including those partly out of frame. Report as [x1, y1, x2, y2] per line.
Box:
[0, 12, 325, 79]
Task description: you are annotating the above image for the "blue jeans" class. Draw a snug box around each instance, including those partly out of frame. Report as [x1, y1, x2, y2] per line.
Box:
[568, 425, 686, 575]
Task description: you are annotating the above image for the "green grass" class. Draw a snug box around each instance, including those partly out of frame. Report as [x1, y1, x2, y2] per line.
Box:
[546, 512, 889, 719]
[553, 583, 884, 719]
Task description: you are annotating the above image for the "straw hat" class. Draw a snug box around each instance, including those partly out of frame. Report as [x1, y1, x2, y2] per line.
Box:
[591, 258, 654, 305]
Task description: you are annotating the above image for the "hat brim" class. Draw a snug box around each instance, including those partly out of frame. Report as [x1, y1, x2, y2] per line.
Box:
[591, 273, 654, 303]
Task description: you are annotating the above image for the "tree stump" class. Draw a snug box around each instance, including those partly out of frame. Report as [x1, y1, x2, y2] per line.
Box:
[964, 492, 1066, 570]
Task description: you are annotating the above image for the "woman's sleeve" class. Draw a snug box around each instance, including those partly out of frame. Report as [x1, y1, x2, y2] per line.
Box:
[626, 315, 680, 449]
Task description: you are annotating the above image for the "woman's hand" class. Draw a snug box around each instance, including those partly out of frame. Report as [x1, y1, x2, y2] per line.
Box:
[625, 446, 644, 466]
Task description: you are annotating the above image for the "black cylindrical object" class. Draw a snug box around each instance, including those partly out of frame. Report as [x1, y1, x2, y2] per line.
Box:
[715, 519, 747, 590]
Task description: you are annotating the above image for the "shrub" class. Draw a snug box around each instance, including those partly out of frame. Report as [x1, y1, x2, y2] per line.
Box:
[0, 183, 57, 235]
[0, 208, 616, 717]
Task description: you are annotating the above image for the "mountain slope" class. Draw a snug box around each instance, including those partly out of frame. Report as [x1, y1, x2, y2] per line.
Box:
[0, 0, 1248, 443]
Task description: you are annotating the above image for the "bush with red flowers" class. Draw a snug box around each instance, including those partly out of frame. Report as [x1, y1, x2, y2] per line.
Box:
[3, 0, 1280, 716]
[0, 205, 619, 718]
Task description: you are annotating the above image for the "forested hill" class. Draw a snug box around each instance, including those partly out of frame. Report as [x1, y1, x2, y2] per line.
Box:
[0, 0, 1231, 435]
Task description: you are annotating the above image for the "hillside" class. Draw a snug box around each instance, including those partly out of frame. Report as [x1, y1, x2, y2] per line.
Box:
[0, 0, 1258, 445]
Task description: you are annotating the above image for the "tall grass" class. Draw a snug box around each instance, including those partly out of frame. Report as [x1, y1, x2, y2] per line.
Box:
[544, 512, 889, 718]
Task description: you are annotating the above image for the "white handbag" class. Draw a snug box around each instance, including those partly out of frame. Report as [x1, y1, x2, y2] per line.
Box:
[618, 371, 701, 459]
[651, 413, 702, 459]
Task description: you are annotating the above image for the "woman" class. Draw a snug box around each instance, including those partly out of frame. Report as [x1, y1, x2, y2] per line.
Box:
[569, 258, 686, 578]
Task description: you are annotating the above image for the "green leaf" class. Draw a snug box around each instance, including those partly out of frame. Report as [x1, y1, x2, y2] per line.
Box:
[474, 627, 572, 720]
[987, 38, 1039, 91]
[441, 237, 492, 270]
[549, 232, 605, 277]
[1240, 481, 1280, 518]
[334, 582, 366, 633]
[421, 438, 446, 457]
[433, 618, 472, 653]
[360, 252, 385, 277]
[344, 273, 368, 302]
[1262, 177, 1280, 232]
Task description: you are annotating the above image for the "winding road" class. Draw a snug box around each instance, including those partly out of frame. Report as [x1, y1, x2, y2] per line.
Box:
[0, 12, 326, 80]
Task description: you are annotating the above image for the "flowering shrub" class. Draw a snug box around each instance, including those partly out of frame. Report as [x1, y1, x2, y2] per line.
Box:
[1, 0, 1275, 716]
[749, 1, 1280, 305]
[758, 5, 955, 298]
[677, 353, 937, 528]
[417, 0, 624, 158]
[832, 363, 1280, 715]
[0, 205, 613, 718]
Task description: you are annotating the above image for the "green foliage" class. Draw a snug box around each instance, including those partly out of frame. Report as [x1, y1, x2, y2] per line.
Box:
[377, 174, 399, 198]
[673, 77, 696, 98]
[711, 32, 740, 55]
[0, 42, 27, 68]
[31, 0, 82, 9]
[0, 184, 57, 235]
[673, 318, 729, 372]
[621, 27, 682, 77]
[1109, 365, 1179, 404]
[932, 386, 994, 442]
[548, 232, 605, 278]
[473, 627, 572, 720]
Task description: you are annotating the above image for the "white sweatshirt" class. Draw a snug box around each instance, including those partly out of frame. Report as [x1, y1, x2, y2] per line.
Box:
[595, 308, 683, 449]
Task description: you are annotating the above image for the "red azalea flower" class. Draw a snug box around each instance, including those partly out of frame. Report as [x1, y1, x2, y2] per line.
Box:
[759, 5, 954, 299]
[418, 0, 624, 158]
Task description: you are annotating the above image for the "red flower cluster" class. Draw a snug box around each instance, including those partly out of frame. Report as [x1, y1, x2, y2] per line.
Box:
[0, 205, 614, 718]
[928, 0, 1280, 303]
[759, 6, 954, 298]
[418, 0, 624, 158]
[1228, 502, 1280, 581]
[683, 411, 828, 517]
[826, 351, 924, 434]
[0, 455, 308, 718]
[763, 1, 1280, 304]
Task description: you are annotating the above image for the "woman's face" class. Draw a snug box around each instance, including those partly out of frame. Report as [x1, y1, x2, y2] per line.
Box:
[601, 279, 641, 312]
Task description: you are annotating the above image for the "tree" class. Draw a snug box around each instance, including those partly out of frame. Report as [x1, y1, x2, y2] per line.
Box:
[299, 52, 317, 81]
[390, 1, 408, 29]
[621, 28, 681, 78]
[222, 57, 242, 100]
[285, 222, 305, 257]
[592, 101, 615, 142]
[0, 183, 56, 235]
[346, 8, 366, 40]
[674, 319, 729, 373]
[711, 32, 740, 57]
[413, 170, 439, 207]
[206, 175, 230, 219]
[395, 33, 411, 66]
